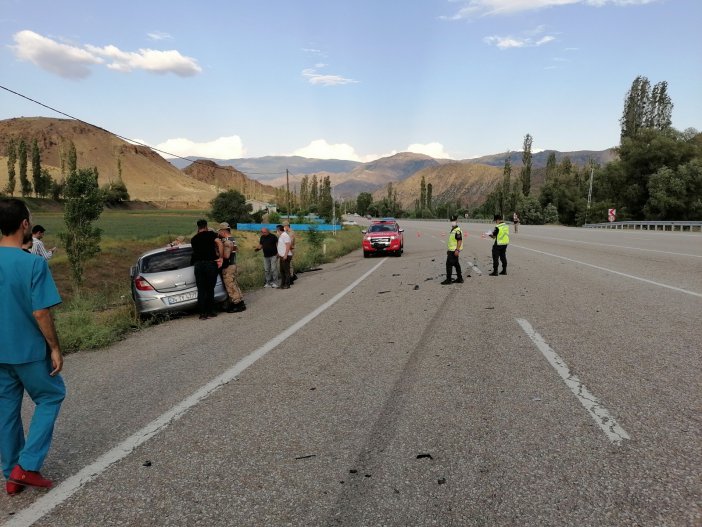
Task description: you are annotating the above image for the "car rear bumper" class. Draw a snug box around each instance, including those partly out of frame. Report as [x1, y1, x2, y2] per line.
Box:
[134, 283, 228, 315]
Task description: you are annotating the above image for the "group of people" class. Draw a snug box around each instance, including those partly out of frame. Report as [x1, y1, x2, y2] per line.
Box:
[443, 213, 511, 283]
[189, 220, 298, 320]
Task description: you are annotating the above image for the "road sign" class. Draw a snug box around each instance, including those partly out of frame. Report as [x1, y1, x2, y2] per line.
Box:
[608, 214, 616, 222]
[608, 208, 616, 216]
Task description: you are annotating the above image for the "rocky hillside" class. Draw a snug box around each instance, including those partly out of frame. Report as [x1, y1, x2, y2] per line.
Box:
[374, 162, 503, 209]
[182, 160, 276, 201]
[0, 117, 272, 204]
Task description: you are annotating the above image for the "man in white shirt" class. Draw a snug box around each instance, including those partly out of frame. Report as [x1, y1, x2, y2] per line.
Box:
[276, 224, 292, 289]
[30, 225, 57, 260]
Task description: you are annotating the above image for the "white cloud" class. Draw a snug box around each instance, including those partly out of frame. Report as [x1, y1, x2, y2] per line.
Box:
[406, 142, 453, 159]
[484, 33, 556, 48]
[11, 29, 201, 78]
[444, 0, 658, 18]
[155, 136, 246, 159]
[292, 140, 363, 161]
[147, 31, 173, 41]
[86, 44, 201, 76]
[302, 66, 358, 86]
[11, 30, 103, 79]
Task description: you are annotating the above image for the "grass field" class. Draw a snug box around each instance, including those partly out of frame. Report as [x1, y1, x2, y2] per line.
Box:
[30, 209, 363, 353]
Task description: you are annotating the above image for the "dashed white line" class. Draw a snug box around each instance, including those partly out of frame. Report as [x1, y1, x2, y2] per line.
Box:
[512, 244, 702, 298]
[516, 318, 630, 445]
[3, 258, 388, 527]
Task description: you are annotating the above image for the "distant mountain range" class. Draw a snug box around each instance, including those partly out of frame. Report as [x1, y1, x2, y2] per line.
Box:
[0, 117, 616, 208]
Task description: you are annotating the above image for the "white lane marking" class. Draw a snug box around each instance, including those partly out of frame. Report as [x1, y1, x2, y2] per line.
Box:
[518, 233, 702, 259]
[516, 318, 630, 445]
[512, 244, 702, 298]
[4, 258, 388, 527]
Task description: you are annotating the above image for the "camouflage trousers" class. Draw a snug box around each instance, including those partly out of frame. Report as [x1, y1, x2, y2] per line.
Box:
[222, 265, 243, 304]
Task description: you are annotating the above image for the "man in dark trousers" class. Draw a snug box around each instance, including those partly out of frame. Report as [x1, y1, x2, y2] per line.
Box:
[441, 215, 464, 284]
[190, 219, 223, 320]
[489, 213, 510, 276]
[0, 198, 66, 495]
[255, 226, 279, 288]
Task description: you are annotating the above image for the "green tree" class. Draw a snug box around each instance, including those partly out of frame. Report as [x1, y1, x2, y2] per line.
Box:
[501, 154, 511, 215]
[543, 203, 559, 224]
[419, 175, 426, 210]
[620, 75, 651, 140]
[426, 183, 433, 210]
[37, 169, 54, 198]
[545, 151, 557, 181]
[356, 192, 373, 216]
[645, 159, 702, 220]
[299, 175, 309, 211]
[5, 138, 17, 196]
[18, 139, 32, 196]
[67, 141, 78, 173]
[310, 174, 319, 208]
[32, 139, 42, 197]
[102, 180, 130, 205]
[318, 176, 333, 220]
[210, 189, 252, 225]
[60, 168, 104, 284]
[521, 133, 533, 196]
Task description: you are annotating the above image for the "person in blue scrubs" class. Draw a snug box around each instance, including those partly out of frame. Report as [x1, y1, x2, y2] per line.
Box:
[0, 198, 66, 495]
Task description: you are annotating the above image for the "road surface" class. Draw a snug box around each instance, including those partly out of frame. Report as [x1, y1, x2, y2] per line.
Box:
[2, 220, 700, 526]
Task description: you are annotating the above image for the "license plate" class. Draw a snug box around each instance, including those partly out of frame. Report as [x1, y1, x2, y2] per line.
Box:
[167, 291, 197, 304]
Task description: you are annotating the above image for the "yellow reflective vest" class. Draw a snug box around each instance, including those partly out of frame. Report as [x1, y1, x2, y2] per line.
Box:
[448, 226, 462, 251]
[496, 222, 510, 245]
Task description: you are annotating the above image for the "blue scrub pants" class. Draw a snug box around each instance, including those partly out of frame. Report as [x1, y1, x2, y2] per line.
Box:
[0, 359, 66, 479]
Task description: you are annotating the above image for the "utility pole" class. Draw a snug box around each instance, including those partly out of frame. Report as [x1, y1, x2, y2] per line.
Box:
[586, 166, 594, 225]
[286, 168, 291, 221]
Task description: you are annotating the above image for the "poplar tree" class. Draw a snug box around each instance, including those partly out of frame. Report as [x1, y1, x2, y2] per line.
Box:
[501, 154, 512, 215]
[5, 138, 16, 196]
[545, 152, 557, 181]
[426, 183, 433, 210]
[419, 175, 427, 210]
[310, 174, 319, 208]
[521, 134, 533, 197]
[18, 139, 32, 196]
[32, 139, 42, 197]
[620, 76, 651, 140]
[67, 141, 78, 173]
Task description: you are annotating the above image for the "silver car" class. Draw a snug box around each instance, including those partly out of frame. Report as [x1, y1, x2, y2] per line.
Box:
[130, 244, 227, 317]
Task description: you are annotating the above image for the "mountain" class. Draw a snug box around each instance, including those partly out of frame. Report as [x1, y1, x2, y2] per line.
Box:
[0, 117, 267, 205]
[170, 155, 360, 179]
[466, 149, 616, 168]
[373, 162, 503, 209]
[182, 160, 276, 201]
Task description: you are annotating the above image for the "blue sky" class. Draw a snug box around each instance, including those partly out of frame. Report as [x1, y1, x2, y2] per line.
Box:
[1, 0, 700, 162]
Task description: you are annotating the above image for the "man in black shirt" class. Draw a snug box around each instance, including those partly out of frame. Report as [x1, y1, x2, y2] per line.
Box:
[190, 219, 223, 319]
[255, 227, 279, 287]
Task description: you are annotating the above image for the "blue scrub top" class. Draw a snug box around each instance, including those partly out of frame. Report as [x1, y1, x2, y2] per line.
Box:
[0, 247, 62, 364]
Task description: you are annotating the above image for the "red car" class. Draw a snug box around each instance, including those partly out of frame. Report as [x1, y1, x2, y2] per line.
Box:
[362, 219, 404, 257]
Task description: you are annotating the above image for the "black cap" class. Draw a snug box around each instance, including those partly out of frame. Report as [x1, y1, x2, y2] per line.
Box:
[449, 215, 458, 222]
[32, 225, 46, 234]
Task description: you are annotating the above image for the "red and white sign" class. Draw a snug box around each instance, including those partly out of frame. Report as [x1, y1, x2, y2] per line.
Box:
[608, 209, 616, 222]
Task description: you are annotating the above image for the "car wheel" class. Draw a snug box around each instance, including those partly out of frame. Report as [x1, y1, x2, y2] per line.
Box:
[364, 251, 370, 258]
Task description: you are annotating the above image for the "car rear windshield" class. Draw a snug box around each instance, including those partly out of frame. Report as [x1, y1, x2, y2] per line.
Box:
[368, 224, 396, 232]
[141, 248, 193, 273]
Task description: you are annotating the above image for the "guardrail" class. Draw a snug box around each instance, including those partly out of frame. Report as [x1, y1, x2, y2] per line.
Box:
[236, 223, 341, 232]
[584, 221, 702, 233]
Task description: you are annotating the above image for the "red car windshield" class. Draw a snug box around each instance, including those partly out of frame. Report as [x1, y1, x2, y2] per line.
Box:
[368, 224, 397, 233]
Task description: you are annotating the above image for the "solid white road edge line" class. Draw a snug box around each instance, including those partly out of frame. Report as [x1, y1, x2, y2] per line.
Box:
[512, 244, 702, 298]
[517, 233, 702, 259]
[4, 258, 388, 527]
[516, 318, 630, 445]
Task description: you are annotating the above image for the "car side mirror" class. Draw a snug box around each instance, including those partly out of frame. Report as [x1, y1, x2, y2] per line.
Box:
[399, 229, 404, 233]
[129, 265, 137, 278]
[361, 230, 367, 234]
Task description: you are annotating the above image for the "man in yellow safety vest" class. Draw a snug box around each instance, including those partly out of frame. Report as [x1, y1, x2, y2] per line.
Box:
[489, 213, 510, 276]
[441, 215, 464, 285]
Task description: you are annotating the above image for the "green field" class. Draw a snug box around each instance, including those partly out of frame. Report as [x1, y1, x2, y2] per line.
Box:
[32, 209, 209, 240]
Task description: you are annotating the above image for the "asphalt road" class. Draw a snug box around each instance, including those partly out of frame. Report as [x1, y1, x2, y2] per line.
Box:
[2, 220, 700, 526]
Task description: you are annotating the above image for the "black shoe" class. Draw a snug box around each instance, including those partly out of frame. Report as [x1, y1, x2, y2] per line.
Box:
[208, 312, 218, 318]
[440, 279, 453, 285]
[499, 270, 507, 275]
[199, 314, 208, 320]
[489, 271, 498, 276]
[227, 302, 246, 313]
[454, 278, 464, 283]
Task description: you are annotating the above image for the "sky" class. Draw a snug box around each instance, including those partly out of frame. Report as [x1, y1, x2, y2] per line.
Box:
[1, 0, 701, 163]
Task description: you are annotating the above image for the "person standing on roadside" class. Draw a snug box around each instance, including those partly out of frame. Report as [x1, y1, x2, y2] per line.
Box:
[489, 213, 510, 276]
[30, 225, 57, 261]
[255, 226, 279, 288]
[190, 219, 223, 320]
[217, 223, 246, 313]
[441, 215, 464, 285]
[276, 224, 292, 289]
[0, 198, 66, 495]
[513, 211, 520, 234]
[283, 222, 297, 284]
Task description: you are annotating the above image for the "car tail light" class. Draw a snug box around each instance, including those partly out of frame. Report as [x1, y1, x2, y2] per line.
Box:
[134, 276, 154, 291]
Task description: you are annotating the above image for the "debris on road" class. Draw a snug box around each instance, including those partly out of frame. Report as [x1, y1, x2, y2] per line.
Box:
[294, 454, 317, 460]
[378, 290, 391, 294]
[438, 478, 446, 485]
[142, 460, 152, 467]
[416, 454, 433, 460]
[413, 285, 420, 290]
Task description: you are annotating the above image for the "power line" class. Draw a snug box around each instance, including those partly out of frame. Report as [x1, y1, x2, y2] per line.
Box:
[0, 84, 287, 177]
